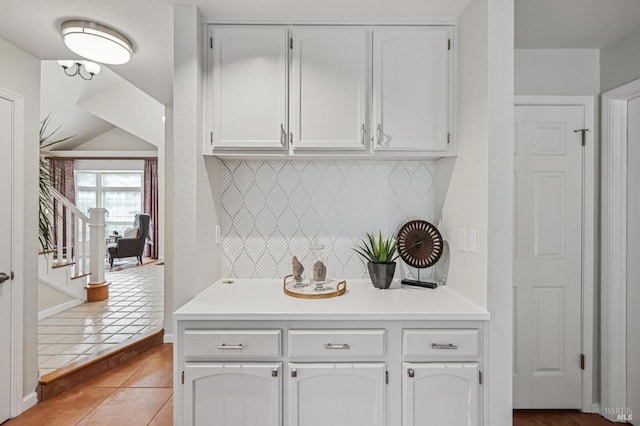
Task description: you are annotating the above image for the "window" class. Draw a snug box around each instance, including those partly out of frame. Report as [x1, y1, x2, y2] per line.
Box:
[75, 171, 144, 236]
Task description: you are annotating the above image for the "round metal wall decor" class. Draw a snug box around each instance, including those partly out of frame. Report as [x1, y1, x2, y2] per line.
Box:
[397, 220, 444, 269]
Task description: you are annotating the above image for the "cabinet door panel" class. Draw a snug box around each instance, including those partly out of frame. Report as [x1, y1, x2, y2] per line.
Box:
[403, 362, 478, 426]
[288, 363, 385, 426]
[209, 26, 288, 150]
[291, 27, 368, 150]
[184, 363, 281, 426]
[373, 27, 451, 152]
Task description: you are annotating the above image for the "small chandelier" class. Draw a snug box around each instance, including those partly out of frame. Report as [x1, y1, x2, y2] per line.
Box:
[57, 60, 101, 81]
[61, 20, 133, 65]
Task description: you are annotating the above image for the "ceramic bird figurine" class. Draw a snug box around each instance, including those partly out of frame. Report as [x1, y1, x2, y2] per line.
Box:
[292, 256, 304, 283]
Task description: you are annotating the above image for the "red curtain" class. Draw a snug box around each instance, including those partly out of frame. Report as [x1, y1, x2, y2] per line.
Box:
[49, 159, 75, 251]
[143, 159, 159, 259]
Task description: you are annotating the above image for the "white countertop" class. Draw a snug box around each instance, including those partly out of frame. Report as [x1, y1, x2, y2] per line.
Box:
[174, 279, 490, 321]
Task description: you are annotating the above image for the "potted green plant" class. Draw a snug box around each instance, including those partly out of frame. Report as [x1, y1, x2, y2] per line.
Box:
[354, 231, 399, 289]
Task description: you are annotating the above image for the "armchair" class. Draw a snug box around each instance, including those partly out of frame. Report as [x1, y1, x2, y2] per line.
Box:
[107, 214, 150, 267]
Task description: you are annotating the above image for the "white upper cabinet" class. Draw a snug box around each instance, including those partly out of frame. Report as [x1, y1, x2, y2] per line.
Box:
[290, 27, 369, 151]
[372, 27, 453, 153]
[207, 26, 289, 151]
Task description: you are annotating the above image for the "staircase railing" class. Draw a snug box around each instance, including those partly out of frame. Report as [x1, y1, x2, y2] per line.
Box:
[48, 188, 106, 283]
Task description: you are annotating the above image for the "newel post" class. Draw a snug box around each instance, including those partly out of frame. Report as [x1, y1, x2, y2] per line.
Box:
[87, 208, 109, 301]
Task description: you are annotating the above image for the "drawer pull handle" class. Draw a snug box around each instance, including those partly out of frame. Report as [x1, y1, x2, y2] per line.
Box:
[408, 368, 415, 378]
[324, 343, 350, 350]
[431, 343, 458, 350]
[218, 343, 244, 350]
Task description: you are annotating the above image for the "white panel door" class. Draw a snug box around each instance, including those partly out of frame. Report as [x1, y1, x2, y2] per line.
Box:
[372, 27, 451, 152]
[0, 94, 13, 423]
[627, 96, 640, 421]
[183, 363, 281, 426]
[290, 27, 368, 151]
[402, 363, 479, 426]
[209, 26, 288, 150]
[288, 363, 385, 426]
[513, 105, 583, 408]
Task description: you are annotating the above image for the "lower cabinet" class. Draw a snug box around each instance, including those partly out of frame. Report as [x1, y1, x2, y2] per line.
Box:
[288, 363, 386, 426]
[183, 363, 281, 426]
[402, 362, 479, 426]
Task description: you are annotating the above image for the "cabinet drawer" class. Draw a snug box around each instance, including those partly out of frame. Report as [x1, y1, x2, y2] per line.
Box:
[403, 329, 479, 358]
[288, 329, 385, 358]
[184, 330, 281, 360]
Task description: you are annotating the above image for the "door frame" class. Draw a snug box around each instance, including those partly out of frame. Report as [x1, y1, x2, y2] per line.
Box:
[514, 95, 596, 413]
[0, 88, 25, 417]
[600, 78, 640, 422]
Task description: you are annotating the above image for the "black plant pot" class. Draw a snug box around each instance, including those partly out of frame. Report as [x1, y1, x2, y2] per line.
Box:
[367, 262, 396, 289]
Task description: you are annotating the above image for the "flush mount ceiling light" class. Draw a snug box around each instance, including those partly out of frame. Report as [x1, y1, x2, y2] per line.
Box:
[61, 20, 133, 65]
[58, 60, 101, 80]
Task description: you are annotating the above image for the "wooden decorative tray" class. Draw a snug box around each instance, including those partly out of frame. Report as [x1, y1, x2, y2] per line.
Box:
[283, 275, 347, 299]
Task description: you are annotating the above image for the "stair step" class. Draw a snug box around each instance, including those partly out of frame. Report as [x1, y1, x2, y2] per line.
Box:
[51, 261, 76, 269]
[70, 272, 91, 280]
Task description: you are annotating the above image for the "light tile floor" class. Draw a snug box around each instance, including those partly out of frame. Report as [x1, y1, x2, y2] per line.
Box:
[38, 260, 164, 377]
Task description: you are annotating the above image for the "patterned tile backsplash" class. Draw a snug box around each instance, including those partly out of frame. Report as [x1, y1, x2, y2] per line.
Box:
[221, 160, 435, 279]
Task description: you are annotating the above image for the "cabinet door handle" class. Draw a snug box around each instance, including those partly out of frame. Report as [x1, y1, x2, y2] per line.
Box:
[360, 124, 366, 144]
[431, 343, 458, 350]
[272, 368, 278, 378]
[291, 368, 297, 378]
[376, 124, 383, 144]
[289, 132, 293, 145]
[280, 124, 286, 145]
[407, 368, 415, 378]
[217, 343, 244, 350]
[324, 343, 350, 350]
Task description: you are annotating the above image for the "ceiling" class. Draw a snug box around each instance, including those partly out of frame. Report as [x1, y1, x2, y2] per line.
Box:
[515, 0, 640, 49]
[1, 0, 640, 107]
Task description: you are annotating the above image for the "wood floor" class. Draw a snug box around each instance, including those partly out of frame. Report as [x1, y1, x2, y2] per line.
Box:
[5, 344, 622, 425]
[514, 410, 620, 425]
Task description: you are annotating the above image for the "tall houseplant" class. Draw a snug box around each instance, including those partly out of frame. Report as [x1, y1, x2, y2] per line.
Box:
[39, 115, 71, 251]
[354, 232, 399, 289]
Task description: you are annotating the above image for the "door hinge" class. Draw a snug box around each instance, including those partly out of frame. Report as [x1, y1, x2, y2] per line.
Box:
[289, 37, 293, 49]
[479, 371, 483, 385]
[574, 128, 589, 146]
[580, 354, 585, 370]
[448, 39, 451, 50]
[210, 37, 213, 49]
[181, 371, 184, 384]
[385, 371, 389, 384]
[210, 131, 213, 145]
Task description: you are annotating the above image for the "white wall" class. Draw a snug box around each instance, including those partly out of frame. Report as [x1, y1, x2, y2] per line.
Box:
[627, 95, 640, 422]
[37, 283, 74, 312]
[601, 26, 640, 93]
[515, 49, 600, 95]
[487, 0, 514, 424]
[0, 37, 40, 401]
[221, 160, 435, 279]
[73, 128, 156, 152]
[169, 6, 223, 337]
[440, 0, 489, 307]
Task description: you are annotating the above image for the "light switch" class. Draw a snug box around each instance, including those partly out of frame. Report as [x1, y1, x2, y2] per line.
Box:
[458, 227, 467, 252]
[468, 228, 477, 254]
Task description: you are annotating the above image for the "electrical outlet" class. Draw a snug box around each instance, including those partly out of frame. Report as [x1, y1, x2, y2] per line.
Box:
[215, 224, 222, 244]
[468, 228, 477, 253]
[458, 227, 467, 252]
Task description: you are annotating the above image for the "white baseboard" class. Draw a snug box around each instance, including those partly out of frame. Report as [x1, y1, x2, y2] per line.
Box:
[38, 299, 84, 321]
[22, 391, 38, 412]
[163, 333, 174, 344]
[590, 403, 600, 414]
